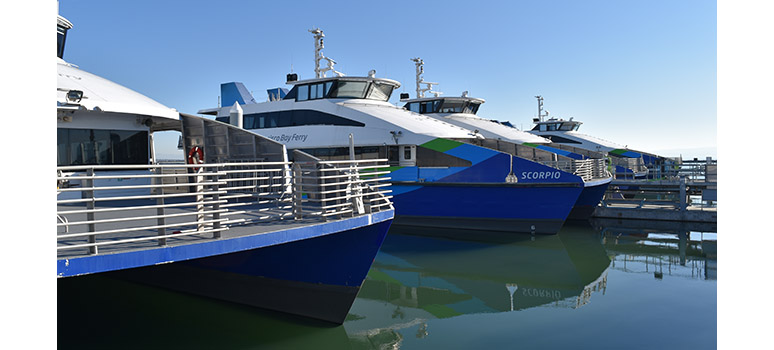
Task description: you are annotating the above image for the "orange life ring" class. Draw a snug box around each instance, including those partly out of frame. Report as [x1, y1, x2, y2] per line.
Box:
[187, 146, 204, 171]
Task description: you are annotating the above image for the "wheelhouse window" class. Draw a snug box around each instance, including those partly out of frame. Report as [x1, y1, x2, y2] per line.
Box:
[439, 100, 465, 113]
[367, 82, 394, 101]
[288, 79, 396, 102]
[331, 81, 368, 98]
[463, 103, 480, 114]
[558, 122, 580, 131]
[405, 99, 480, 115]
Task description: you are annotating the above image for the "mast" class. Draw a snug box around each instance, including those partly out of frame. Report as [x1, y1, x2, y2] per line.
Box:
[535, 95, 549, 122]
[411, 57, 441, 98]
[309, 28, 344, 78]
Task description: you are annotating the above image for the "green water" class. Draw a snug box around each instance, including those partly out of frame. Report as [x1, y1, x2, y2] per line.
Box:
[58, 221, 717, 349]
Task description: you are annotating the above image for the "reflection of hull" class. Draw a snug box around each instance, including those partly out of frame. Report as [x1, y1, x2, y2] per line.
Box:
[58, 274, 352, 349]
[84, 218, 393, 324]
[354, 225, 611, 320]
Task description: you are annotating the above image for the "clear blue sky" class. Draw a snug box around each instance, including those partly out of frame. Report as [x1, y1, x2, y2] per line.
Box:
[57, 0, 717, 159]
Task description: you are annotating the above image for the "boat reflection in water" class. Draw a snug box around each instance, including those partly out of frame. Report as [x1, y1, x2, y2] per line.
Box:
[343, 225, 613, 347]
[57, 221, 716, 349]
[591, 218, 717, 280]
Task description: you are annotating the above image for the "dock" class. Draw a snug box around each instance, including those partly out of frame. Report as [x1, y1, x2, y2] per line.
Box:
[591, 159, 717, 223]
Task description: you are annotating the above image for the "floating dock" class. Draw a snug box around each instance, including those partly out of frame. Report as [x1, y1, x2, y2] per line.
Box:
[591, 174, 717, 223]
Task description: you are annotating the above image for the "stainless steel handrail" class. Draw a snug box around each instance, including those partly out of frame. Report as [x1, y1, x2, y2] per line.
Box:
[57, 159, 392, 256]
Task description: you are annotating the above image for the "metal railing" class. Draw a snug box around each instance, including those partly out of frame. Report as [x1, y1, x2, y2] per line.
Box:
[539, 158, 609, 182]
[292, 159, 393, 219]
[610, 157, 648, 179]
[57, 160, 392, 256]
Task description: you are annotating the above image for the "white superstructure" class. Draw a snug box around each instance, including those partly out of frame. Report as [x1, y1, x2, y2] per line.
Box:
[57, 15, 181, 199]
[198, 29, 480, 166]
[401, 58, 550, 145]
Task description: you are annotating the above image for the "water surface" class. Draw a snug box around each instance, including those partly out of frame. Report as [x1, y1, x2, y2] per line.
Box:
[58, 220, 717, 349]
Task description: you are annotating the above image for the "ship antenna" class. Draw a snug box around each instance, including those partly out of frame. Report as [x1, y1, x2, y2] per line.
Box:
[309, 28, 345, 78]
[535, 95, 549, 122]
[411, 57, 441, 98]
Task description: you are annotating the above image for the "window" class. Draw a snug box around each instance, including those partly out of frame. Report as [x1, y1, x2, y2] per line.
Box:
[332, 81, 368, 98]
[58, 128, 149, 166]
[559, 123, 575, 131]
[407, 103, 420, 113]
[464, 103, 480, 115]
[366, 83, 393, 101]
[439, 100, 465, 113]
[545, 135, 582, 144]
[297, 85, 309, 101]
[243, 110, 365, 129]
[420, 101, 439, 114]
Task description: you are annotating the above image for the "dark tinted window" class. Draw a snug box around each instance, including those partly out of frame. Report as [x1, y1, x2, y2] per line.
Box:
[58, 128, 149, 166]
[544, 135, 582, 144]
[243, 110, 364, 129]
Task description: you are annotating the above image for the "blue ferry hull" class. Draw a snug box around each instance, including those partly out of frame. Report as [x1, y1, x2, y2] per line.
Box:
[388, 139, 585, 235]
[60, 212, 394, 324]
[568, 178, 612, 221]
[117, 218, 391, 324]
[391, 182, 582, 235]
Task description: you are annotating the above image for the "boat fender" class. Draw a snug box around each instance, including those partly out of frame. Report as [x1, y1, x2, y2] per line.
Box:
[187, 146, 204, 171]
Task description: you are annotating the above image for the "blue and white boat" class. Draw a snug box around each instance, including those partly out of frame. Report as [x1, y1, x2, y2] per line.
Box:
[528, 96, 680, 179]
[56, 16, 394, 324]
[399, 58, 612, 220]
[198, 29, 583, 235]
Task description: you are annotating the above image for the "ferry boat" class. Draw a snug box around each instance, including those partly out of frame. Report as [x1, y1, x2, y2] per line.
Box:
[198, 29, 584, 235]
[56, 15, 394, 324]
[399, 58, 612, 220]
[528, 96, 680, 179]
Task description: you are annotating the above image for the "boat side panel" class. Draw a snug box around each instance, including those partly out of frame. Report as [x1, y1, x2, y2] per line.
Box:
[108, 219, 393, 324]
[568, 181, 612, 221]
[391, 183, 581, 230]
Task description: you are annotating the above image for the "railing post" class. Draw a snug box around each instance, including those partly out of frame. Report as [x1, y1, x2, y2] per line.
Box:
[292, 163, 303, 220]
[211, 166, 222, 239]
[155, 167, 167, 246]
[85, 167, 97, 255]
[350, 160, 365, 216]
[679, 176, 687, 211]
[196, 167, 205, 232]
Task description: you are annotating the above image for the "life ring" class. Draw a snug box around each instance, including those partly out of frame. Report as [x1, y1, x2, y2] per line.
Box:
[187, 146, 204, 171]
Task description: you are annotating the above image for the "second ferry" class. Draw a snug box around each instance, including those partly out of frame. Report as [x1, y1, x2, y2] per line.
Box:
[199, 29, 584, 235]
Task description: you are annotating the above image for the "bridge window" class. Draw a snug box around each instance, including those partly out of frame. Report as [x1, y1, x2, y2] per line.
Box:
[331, 81, 368, 98]
[439, 100, 465, 113]
[289, 80, 396, 102]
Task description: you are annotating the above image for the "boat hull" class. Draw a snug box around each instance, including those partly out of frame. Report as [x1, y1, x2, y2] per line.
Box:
[104, 218, 393, 324]
[390, 182, 582, 235]
[568, 178, 612, 221]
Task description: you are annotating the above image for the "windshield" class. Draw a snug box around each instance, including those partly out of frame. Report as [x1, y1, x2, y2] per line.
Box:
[331, 81, 368, 98]
[292, 80, 396, 102]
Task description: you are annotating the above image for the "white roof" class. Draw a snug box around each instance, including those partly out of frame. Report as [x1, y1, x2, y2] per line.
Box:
[57, 58, 179, 120]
